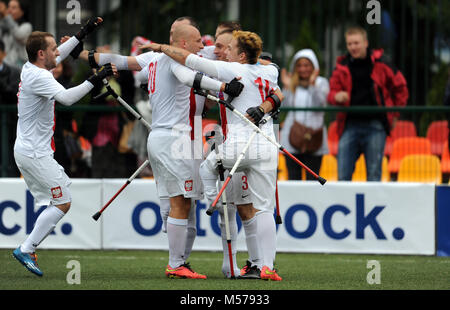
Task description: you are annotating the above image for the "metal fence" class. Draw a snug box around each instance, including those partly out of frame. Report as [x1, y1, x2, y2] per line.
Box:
[28, 0, 449, 107]
[2, 105, 450, 183]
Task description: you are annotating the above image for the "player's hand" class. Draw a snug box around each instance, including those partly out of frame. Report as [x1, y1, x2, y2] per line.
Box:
[224, 77, 244, 97]
[75, 17, 103, 41]
[246, 106, 265, 126]
[87, 63, 116, 87]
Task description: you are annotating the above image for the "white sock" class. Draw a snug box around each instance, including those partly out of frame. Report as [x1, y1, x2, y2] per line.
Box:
[219, 204, 239, 277]
[242, 215, 261, 269]
[256, 211, 277, 269]
[159, 198, 170, 233]
[21, 205, 65, 253]
[167, 217, 188, 268]
[184, 200, 197, 261]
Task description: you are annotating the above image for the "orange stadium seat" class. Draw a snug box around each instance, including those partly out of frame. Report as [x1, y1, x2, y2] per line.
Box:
[352, 154, 366, 182]
[388, 137, 431, 174]
[397, 154, 442, 184]
[426, 120, 449, 156]
[278, 153, 289, 181]
[327, 121, 339, 156]
[441, 141, 450, 176]
[350, 155, 389, 182]
[319, 154, 337, 181]
[384, 120, 417, 157]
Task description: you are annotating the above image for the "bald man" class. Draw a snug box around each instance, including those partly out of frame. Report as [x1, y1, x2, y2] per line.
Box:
[80, 24, 243, 279]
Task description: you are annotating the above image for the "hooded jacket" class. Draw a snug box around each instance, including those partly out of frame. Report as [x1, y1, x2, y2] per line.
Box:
[280, 49, 329, 155]
[327, 49, 409, 137]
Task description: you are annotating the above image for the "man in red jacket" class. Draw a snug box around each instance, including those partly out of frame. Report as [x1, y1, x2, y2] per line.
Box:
[327, 26, 409, 181]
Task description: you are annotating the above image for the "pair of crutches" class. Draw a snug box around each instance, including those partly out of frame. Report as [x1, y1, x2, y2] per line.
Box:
[92, 79, 151, 221]
[203, 107, 278, 279]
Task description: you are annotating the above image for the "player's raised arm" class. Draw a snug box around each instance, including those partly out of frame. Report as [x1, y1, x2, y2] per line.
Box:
[140, 41, 221, 79]
[54, 63, 117, 106]
[56, 17, 103, 64]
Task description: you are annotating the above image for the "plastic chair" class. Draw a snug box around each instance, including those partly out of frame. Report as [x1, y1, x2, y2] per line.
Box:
[388, 137, 431, 174]
[426, 120, 449, 156]
[278, 153, 289, 181]
[352, 154, 366, 182]
[397, 154, 442, 184]
[350, 155, 389, 182]
[381, 156, 390, 182]
[319, 154, 337, 181]
[384, 120, 417, 157]
[327, 121, 339, 156]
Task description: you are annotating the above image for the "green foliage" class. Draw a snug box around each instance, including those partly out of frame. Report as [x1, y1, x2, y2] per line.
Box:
[419, 64, 450, 136]
[288, 20, 323, 71]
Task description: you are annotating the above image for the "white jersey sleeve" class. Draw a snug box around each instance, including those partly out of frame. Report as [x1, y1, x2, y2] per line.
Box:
[135, 51, 158, 71]
[170, 60, 222, 92]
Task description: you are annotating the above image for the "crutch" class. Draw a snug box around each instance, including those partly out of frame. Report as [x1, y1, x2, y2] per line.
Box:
[275, 181, 282, 225]
[204, 131, 237, 278]
[92, 79, 151, 221]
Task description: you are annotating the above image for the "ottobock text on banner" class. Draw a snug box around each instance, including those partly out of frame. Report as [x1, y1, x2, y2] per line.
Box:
[101, 180, 435, 255]
[1, 179, 436, 255]
[101, 179, 243, 251]
[275, 181, 435, 255]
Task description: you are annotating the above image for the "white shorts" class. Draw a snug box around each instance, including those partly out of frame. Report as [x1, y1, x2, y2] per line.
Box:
[202, 139, 278, 212]
[223, 171, 251, 205]
[147, 129, 202, 199]
[14, 152, 72, 206]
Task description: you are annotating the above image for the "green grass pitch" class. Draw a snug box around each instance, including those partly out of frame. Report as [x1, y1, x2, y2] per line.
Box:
[1, 249, 449, 290]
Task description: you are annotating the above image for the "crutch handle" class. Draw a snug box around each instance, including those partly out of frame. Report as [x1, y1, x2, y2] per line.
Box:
[93, 90, 111, 101]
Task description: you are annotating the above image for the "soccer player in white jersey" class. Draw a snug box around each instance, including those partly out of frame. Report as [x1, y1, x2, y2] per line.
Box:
[82, 24, 244, 279]
[142, 30, 284, 281]
[12, 19, 117, 277]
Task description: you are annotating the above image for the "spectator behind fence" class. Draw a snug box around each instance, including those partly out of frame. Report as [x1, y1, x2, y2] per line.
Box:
[0, 0, 32, 69]
[280, 49, 329, 180]
[51, 59, 90, 178]
[80, 45, 137, 179]
[0, 37, 20, 176]
[327, 26, 409, 181]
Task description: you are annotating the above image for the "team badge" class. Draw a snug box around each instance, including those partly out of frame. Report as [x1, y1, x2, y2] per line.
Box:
[185, 180, 193, 192]
[51, 186, 63, 198]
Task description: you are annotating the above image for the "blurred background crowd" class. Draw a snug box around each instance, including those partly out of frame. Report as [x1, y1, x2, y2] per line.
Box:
[1, 0, 449, 183]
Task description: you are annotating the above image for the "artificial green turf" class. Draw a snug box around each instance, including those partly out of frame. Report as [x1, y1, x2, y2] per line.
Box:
[1, 249, 449, 290]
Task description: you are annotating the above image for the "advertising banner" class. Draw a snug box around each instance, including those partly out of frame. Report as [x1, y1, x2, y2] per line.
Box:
[0, 179, 102, 249]
[1, 179, 436, 255]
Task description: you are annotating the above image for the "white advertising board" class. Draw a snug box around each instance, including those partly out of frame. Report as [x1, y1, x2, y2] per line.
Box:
[0, 179, 102, 249]
[0, 179, 435, 255]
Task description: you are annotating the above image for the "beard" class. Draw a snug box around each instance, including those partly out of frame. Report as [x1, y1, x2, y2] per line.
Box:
[44, 57, 57, 71]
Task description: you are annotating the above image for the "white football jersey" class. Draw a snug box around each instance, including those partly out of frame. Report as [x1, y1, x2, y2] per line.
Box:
[213, 61, 279, 142]
[136, 52, 195, 132]
[14, 62, 66, 158]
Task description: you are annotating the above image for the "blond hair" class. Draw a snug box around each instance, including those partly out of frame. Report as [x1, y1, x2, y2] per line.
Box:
[232, 30, 262, 64]
[345, 26, 368, 41]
